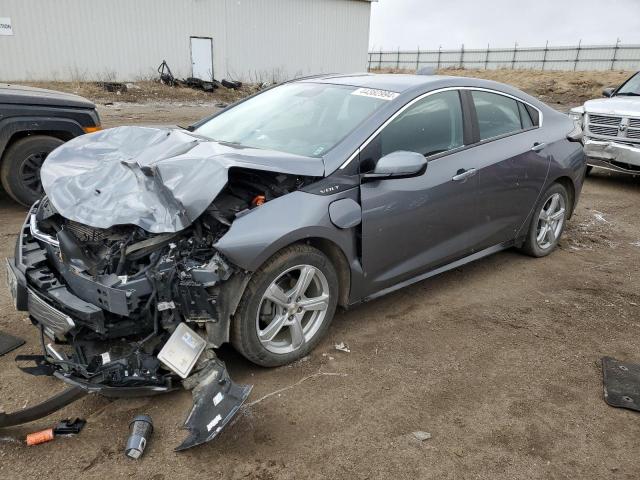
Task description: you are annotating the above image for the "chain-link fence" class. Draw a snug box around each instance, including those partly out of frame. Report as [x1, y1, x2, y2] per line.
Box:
[368, 42, 640, 72]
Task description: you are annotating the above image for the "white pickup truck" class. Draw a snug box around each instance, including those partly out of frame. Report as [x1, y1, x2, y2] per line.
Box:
[570, 71, 640, 174]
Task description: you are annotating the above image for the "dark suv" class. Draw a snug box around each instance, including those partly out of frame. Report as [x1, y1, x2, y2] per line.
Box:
[0, 84, 101, 206]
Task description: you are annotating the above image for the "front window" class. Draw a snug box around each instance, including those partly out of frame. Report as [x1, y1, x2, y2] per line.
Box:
[379, 90, 464, 157]
[195, 83, 390, 157]
[616, 72, 640, 96]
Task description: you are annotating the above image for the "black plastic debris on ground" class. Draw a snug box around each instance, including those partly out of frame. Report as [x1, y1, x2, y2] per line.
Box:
[156, 60, 241, 92]
[0, 332, 24, 356]
[97, 82, 127, 93]
[602, 356, 640, 412]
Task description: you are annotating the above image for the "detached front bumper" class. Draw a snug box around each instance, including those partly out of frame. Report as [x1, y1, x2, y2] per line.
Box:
[584, 138, 640, 173]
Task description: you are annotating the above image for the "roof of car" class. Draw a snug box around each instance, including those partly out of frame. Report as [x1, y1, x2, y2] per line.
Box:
[302, 73, 459, 93]
[300, 73, 548, 112]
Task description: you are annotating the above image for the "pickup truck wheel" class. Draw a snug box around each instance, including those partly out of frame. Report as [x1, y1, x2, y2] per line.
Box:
[1, 135, 64, 206]
[231, 244, 338, 367]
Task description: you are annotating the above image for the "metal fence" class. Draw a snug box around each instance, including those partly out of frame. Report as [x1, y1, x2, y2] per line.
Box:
[368, 42, 640, 72]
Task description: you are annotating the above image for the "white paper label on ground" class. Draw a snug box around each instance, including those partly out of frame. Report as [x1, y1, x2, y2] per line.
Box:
[0, 18, 13, 36]
[351, 87, 399, 101]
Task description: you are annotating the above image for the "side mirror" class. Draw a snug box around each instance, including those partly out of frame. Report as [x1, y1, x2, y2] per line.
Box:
[364, 151, 427, 180]
[602, 87, 615, 98]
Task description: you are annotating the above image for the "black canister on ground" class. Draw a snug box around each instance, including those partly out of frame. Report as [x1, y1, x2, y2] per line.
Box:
[125, 414, 153, 459]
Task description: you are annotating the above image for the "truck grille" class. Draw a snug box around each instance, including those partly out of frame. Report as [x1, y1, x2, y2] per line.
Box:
[586, 113, 640, 143]
[589, 114, 622, 126]
[588, 124, 618, 137]
[628, 129, 640, 139]
[28, 289, 75, 337]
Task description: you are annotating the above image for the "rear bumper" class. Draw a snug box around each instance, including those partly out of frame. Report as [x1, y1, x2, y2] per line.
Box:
[584, 138, 640, 173]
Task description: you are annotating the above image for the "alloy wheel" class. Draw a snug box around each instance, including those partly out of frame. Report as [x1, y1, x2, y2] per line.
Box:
[18, 151, 47, 197]
[256, 264, 330, 354]
[535, 192, 566, 250]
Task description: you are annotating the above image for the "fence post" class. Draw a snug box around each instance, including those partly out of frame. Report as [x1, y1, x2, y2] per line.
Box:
[460, 43, 465, 69]
[574, 39, 581, 71]
[396, 47, 400, 70]
[542, 40, 548, 71]
[511, 42, 518, 69]
[379, 50, 382, 69]
[437, 45, 441, 70]
[484, 43, 490, 70]
[611, 38, 620, 70]
[416, 46, 420, 71]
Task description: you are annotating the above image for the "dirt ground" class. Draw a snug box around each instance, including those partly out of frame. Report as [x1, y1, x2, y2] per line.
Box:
[1, 80, 640, 479]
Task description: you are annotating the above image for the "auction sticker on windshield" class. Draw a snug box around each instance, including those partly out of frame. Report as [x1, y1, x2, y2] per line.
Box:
[351, 88, 399, 101]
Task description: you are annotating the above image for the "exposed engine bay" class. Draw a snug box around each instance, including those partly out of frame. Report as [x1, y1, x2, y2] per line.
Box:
[6, 163, 316, 449]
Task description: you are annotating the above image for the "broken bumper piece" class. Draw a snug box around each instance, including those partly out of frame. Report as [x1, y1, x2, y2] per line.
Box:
[4, 354, 252, 451]
[584, 138, 640, 173]
[177, 359, 252, 451]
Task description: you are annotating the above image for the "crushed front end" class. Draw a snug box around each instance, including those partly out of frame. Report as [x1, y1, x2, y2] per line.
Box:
[5, 195, 256, 449]
[3, 126, 323, 449]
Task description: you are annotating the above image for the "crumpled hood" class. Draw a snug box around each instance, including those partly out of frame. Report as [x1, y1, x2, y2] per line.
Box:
[41, 126, 325, 233]
[585, 97, 640, 118]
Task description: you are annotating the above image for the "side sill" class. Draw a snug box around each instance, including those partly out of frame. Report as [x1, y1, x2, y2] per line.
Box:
[363, 242, 513, 302]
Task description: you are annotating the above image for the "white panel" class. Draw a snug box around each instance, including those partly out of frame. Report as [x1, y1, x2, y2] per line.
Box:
[0, 0, 372, 81]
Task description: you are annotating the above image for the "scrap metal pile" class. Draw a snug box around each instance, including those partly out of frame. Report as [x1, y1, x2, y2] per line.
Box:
[157, 60, 242, 92]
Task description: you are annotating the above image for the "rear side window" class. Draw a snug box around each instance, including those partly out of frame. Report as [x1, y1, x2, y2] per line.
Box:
[472, 91, 523, 140]
[379, 90, 464, 157]
[518, 102, 534, 129]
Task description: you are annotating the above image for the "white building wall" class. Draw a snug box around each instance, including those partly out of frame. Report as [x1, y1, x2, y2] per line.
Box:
[0, 0, 371, 82]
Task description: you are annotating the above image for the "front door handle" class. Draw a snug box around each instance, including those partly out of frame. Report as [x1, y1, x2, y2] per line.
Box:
[452, 168, 477, 182]
[531, 142, 546, 152]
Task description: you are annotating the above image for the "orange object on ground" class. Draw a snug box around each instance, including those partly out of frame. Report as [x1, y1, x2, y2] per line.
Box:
[26, 428, 55, 446]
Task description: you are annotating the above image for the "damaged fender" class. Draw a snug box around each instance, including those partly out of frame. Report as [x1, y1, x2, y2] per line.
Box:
[215, 189, 359, 272]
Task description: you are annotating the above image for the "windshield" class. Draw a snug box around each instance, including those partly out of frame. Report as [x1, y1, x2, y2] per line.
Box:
[195, 83, 390, 157]
[616, 72, 640, 96]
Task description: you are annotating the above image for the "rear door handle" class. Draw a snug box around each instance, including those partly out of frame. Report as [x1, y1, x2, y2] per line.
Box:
[452, 168, 477, 182]
[531, 142, 546, 152]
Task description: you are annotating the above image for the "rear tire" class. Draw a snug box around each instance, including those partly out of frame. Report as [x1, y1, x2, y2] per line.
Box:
[0, 135, 64, 206]
[520, 183, 569, 258]
[231, 244, 338, 367]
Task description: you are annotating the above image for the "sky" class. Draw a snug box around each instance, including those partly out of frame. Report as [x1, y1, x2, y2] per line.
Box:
[369, 0, 640, 50]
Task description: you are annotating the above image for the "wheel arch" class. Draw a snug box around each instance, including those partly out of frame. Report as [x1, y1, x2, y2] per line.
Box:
[0, 117, 84, 163]
[297, 237, 351, 308]
[551, 175, 576, 218]
[229, 235, 352, 310]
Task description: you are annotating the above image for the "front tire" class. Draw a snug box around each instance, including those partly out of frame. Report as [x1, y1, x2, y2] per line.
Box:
[231, 244, 338, 367]
[520, 183, 569, 257]
[0, 135, 64, 206]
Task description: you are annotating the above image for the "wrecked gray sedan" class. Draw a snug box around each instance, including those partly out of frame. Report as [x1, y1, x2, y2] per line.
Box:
[3, 74, 586, 449]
